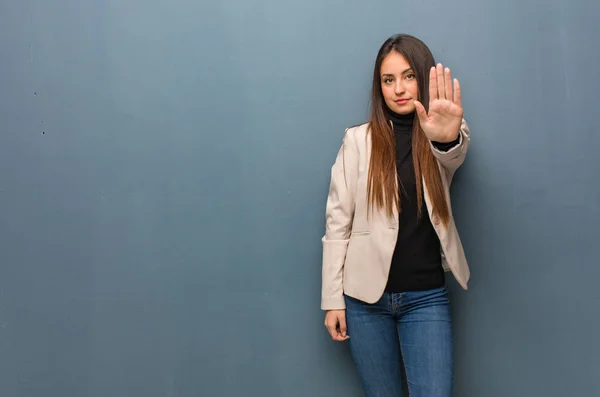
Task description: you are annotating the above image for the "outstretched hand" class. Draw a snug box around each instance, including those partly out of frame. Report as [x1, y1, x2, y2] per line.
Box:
[414, 64, 463, 143]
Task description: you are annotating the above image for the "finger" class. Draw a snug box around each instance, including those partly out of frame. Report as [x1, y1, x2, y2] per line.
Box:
[436, 63, 445, 100]
[454, 78, 462, 108]
[429, 66, 437, 101]
[413, 100, 428, 124]
[445, 68, 452, 101]
[326, 323, 339, 340]
[338, 316, 348, 338]
[329, 325, 347, 341]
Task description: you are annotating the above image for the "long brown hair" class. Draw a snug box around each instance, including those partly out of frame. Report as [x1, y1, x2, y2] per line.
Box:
[367, 34, 450, 225]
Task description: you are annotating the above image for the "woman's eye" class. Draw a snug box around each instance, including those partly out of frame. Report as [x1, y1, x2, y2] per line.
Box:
[406, 74, 416, 80]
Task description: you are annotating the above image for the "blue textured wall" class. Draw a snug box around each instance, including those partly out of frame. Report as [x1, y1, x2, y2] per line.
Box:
[1, 1, 598, 396]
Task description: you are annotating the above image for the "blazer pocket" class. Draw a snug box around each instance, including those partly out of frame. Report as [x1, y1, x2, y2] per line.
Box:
[350, 231, 370, 236]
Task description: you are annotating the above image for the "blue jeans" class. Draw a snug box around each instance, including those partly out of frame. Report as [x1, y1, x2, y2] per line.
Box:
[344, 286, 453, 397]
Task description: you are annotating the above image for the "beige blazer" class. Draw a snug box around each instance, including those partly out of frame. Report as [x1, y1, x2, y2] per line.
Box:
[321, 120, 471, 310]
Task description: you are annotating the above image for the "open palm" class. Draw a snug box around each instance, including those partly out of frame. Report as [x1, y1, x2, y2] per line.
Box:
[414, 64, 463, 143]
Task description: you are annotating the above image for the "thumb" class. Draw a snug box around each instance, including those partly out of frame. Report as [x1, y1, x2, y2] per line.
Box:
[413, 100, 428, 124]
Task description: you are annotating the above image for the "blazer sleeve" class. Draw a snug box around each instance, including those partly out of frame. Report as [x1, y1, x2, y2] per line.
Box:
[429, 118, 470, 179]
[321, 127, 359, 311]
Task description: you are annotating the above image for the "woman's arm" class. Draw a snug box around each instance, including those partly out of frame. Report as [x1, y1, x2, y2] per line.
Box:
[321, 127, 359, 311]
[430, 118, 470, 177]
[413, 64, 470, 177]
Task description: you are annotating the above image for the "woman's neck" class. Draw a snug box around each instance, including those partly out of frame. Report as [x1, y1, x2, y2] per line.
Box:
[387, 108, 414, 130]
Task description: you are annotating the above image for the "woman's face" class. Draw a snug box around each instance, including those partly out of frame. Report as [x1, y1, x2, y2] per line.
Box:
[380, 51, 419, 115]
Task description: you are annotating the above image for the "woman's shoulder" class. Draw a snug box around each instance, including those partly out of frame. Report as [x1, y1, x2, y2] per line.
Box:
[344, 121, 370, 142]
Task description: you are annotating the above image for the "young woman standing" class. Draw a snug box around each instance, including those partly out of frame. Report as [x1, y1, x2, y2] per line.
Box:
[321, 34, 471, 396]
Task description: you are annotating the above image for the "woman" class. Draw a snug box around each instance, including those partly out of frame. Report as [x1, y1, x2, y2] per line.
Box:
[321, 34, 471, 396]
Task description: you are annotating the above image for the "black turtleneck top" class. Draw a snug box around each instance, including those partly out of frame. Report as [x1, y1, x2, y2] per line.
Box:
[385, 110, 460, 292]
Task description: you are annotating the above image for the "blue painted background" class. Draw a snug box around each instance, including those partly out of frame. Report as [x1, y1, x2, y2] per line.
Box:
[1, 0, 598, 395]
